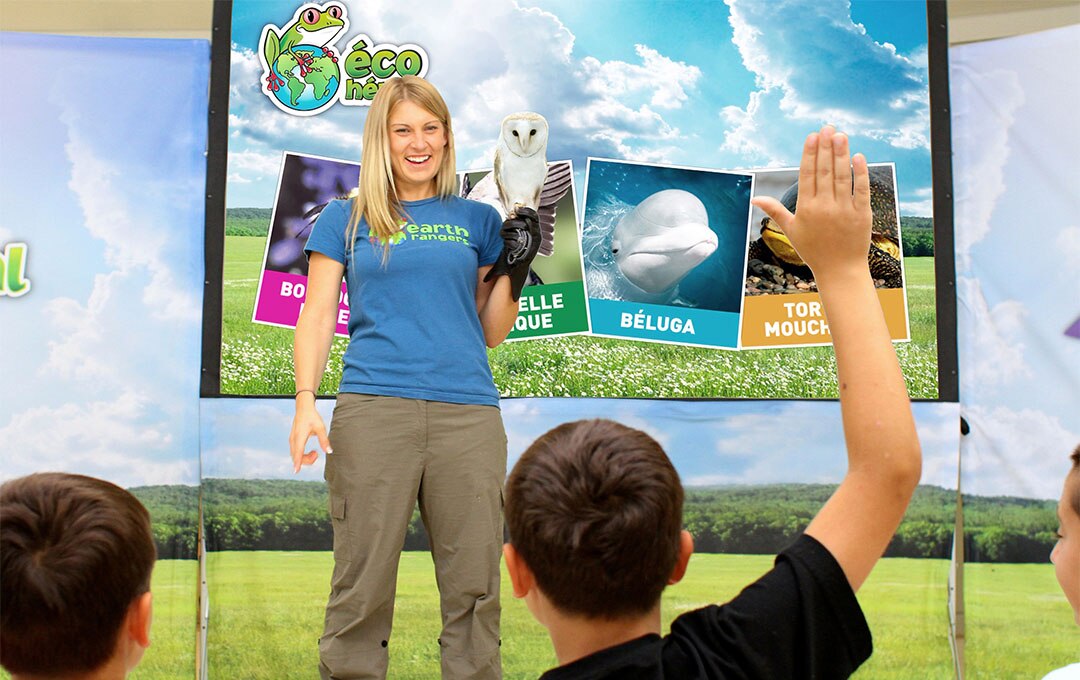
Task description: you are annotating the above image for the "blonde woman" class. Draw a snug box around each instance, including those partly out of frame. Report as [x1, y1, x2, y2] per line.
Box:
[289, 75, 539, 680]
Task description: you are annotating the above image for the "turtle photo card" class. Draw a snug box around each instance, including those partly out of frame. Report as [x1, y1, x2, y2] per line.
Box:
[461, 161, 590, 341]
[739, 163, 911, 349]
[580, 158, 755, 350]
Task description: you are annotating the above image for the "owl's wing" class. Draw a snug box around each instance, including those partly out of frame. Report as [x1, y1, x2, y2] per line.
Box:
[462, 171, 509, 222]
[535, 161, 572, 257]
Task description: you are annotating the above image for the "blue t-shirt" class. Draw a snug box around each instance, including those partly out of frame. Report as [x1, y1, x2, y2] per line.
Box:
[304, 195, 504, 407]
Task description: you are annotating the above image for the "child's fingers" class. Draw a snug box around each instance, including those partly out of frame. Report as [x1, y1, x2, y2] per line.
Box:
[798, 132, 819, 198]
[751, 196, 794, 233]
[852, 153, 871, 214]
[833, 132, 853, 201]
[816, 125, 836, 198]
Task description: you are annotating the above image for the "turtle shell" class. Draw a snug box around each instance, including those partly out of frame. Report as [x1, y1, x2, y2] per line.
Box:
[777, 165, 899, 242]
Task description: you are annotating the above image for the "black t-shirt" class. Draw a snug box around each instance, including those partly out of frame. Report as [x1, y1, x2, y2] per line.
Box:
[538, 534, 872, 680]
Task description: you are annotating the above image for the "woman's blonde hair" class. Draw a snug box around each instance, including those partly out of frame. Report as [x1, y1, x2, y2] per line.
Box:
[347, 75, 457, 261]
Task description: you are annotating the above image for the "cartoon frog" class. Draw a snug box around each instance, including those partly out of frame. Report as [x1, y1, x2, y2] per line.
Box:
[262, 3, 347, 92]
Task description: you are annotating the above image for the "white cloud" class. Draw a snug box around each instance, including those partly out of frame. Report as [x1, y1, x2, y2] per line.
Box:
[899, 186, 933, 217]
[206, 445, 295, 479]
[228, 45, 364, 169]
[63, 135, 199, 322]
[227, 147, 285, 180]
[200, 399, 331, 480]
[956, 275, 1031, 392]
[961, 404, 1079, 500]
[580, 45, 701, 110]
[0, 393, 197, 487]
[720, 0, 930, 164]
[948, 62, 1024, 270]
[231, 6, 699, 181]
[684, 401, 958, 490]
[719, 90, 777, 163]
[42, 133, 202, 384]
[682, 402, 848, 486]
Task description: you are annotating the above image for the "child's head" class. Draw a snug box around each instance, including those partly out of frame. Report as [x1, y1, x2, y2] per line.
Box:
[1052, 445, 1080, 625]
[1, 472, 156, 677]
[504, 419, 687, 619]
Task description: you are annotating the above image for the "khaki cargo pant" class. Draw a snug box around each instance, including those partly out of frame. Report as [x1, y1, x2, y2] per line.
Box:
[318, 394, 506, 680]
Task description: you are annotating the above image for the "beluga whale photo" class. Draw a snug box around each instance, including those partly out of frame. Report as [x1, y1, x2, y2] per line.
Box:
[611, 189, 718, 297]
[581, 158, 752, 348]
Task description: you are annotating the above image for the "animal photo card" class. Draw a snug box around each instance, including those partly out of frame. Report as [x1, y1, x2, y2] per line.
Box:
[740, 163, 911, 348]
[252, 153, 589, 341]
[581, 158, 754, 350]
[462, 161, 589, 340]
[252, 151, 359, 336]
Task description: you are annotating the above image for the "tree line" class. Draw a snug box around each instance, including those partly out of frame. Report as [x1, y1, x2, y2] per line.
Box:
[225, 208, 272, 237]
[131, 480, 1056, 563]
[899, 217, 934, 257]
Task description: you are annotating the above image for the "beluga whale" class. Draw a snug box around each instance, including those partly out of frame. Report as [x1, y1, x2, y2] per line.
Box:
[608, 189, 718, 303]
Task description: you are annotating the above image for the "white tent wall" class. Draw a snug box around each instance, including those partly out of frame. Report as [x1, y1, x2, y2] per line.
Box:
[4, 0, 1079, 44]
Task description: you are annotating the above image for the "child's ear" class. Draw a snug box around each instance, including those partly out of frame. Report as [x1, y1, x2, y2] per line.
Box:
[668, 530, 694, 585]
[128, 591, 153, 648]
[503, 543, 534, 598]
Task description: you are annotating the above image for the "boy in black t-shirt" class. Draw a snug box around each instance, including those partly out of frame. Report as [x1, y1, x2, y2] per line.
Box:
[503, 126, 923, 679]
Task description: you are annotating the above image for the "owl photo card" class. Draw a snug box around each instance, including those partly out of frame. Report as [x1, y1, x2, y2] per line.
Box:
[581, 158, 754, 350]
[740, 163, 911, 349]
[462, 160, 590, 341]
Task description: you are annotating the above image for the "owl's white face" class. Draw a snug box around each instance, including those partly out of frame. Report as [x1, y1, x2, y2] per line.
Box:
[500, 115, 549, 158]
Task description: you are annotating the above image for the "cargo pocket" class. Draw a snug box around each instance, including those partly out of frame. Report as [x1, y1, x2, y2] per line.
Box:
[329, 493, 350, 562]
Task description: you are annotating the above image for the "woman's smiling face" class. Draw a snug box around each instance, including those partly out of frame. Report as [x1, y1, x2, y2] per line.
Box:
[387, 99, 447, 201]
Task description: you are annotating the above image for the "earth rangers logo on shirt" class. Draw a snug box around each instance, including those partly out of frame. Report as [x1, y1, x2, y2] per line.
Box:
[259, 2, 430, 116]
[369, 222, 473, 248]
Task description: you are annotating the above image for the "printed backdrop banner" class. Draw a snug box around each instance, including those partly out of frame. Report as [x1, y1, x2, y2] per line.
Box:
[951, 24, 1080, 677]
[215, 0, 947, 400]
[0, 31, 208, 680]
[200, 396, 960, 679]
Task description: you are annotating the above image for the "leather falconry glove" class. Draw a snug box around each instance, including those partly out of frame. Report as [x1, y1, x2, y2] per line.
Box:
[484, 207, 541, 301]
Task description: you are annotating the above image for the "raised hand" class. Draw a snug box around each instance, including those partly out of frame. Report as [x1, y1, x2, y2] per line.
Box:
[751, 126, 872, 287]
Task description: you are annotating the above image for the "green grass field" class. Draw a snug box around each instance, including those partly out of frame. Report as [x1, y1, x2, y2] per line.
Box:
[220, 236, 939, 398]
[131, 561, 198, 679]
[201, 551, 1074, 679]
[964, 563, 1080, 679]
[1, 553, 1068, 679]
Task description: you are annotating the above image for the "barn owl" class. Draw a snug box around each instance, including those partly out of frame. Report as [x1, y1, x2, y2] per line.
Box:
[494, 112, 549, 216]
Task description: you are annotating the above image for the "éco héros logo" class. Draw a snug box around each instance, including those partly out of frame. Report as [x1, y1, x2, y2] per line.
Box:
[258, 2, 429, 116]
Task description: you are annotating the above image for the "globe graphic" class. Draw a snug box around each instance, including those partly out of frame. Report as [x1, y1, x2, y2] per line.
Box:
[271, 44, 341, 113]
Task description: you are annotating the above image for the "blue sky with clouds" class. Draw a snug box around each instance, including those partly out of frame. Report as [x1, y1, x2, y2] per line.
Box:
[202, 397, 960, 493]
[950, 25, 1080, 502]
[225, 0, 934, 215]
[0, 33, 208, 487]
